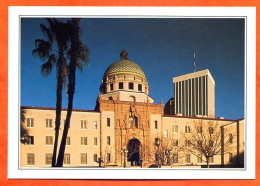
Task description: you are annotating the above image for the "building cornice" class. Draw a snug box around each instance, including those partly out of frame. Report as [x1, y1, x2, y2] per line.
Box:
[20, 106, 99, 113]
[163, 114, 241, 122]
[100, 99, 164, 107]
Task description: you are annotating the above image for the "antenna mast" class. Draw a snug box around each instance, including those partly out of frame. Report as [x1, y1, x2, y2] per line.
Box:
[193, 48, 196, 72]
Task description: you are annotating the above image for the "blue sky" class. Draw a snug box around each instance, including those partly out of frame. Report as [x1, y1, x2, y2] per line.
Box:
[21, 18, 245, 119]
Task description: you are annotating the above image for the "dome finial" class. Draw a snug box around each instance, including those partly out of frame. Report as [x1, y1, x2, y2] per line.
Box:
[120, 49, 128, 60]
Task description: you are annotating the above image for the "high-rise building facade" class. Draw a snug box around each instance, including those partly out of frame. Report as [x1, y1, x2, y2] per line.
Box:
[173, 69, 215, 117]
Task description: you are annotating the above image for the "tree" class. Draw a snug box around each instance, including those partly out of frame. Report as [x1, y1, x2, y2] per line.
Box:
[56, 18, 90, 167]
[151, 135, 184, 167]
[20, 109, 29, 144]
[102, 146, 114, 166]
[32, 18, 70, 167]
[182, 120, 235, 168]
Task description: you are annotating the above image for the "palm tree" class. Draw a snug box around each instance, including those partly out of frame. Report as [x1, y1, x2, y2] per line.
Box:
[32, 18, 70, 167]
[56, 18, 90, 167]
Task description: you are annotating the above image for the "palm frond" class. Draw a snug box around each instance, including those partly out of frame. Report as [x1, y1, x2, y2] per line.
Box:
[41, 60, 53, 77]
[32, 39, 52, 61]
[40, 24, 53, 43]
[46, 18, 58, 43]
[76, 61, 83, 72]
[75, 43, 91, 71]
[48, 54, 57, 65]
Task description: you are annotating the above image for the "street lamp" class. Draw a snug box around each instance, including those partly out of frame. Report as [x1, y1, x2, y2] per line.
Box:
[155, 138, 160, 168]
[97, 158, 103, 167]
[121, 148, 128, 168]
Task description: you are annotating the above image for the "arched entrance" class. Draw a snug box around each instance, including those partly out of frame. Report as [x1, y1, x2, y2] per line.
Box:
[127, 138, 141, 166]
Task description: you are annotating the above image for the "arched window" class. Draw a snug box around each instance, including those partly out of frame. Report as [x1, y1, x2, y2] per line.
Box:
[129, 116, 138, 128]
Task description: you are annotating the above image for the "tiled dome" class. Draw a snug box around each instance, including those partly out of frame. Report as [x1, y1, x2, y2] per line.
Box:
[103, 59, 146, 80]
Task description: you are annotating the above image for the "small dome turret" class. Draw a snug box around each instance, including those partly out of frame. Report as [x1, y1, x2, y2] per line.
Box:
[98, 50, 153, 103]
[103, 50, 146, 81]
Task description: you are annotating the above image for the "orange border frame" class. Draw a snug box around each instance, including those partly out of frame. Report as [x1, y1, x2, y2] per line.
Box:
[0, 0, 259, 185]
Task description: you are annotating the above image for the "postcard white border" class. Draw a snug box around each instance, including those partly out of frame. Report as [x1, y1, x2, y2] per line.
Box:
[8, 6, 256, 179]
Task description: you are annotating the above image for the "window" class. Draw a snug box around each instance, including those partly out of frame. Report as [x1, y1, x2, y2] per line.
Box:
[81, 137, 87, 145]
[173, 139, 178, 147]
[229, 153, 233, 163]
[129, 82, 134, 90]
[107, 136, 111, 145]
[81, 120, 87, 129]
[119, 82, 124, 89]
[185, 126, 191, 133]
[209, 127, 214, 134]
[66, 137, 70, 145]
[46, 119, 52, 128]
[93, 154, 98, 162]
[27, 118, 34, 127]
[80, 154, 88, 165]
[185, 154, 191, 163]
[94, 137, 98, 145]
[229, 133, 233, 144]
[94, 121, 98, 129]
[45, 154, 52, 165]
[173, 153, 178, 163]
[185, 140, 191, 147]
[164, 129, 168, 138]
[107, 118, 110, 127]
[209, 156, 214, 163]
[64, 154, 70, 165]
[107, 153, 111, 162]
[155, 138, 160, 146]
[129, 116, 138, 128]
[45, 136, 53, 145]
[197, 154, 202, 163]
[138, 84, 142, 91]
[197, 126, 202, 133]
[133, 116, 138, 128]
[110, 83, 113, 91]
[81, 154, 87, 164]
[155, 120, 158, 129]
[28, 136, 34, 145]
[173, 125, 178, 133]
[27, 153, 35, 165]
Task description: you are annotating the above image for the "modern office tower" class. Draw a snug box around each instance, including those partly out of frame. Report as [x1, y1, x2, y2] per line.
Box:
[173, 69, 215, 117]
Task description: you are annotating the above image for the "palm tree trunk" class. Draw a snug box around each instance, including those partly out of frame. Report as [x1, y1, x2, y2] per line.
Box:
[56, 59, 76, 167]
[207, 158, 210, 168]
[56, 19, 87, 167]
[51, 55, 64, 167]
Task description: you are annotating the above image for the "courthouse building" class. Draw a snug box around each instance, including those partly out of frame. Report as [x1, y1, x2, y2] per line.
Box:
[20, 50, 244, 168]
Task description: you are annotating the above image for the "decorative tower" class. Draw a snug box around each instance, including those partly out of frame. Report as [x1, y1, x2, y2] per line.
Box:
[97, 50, 164, 167]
